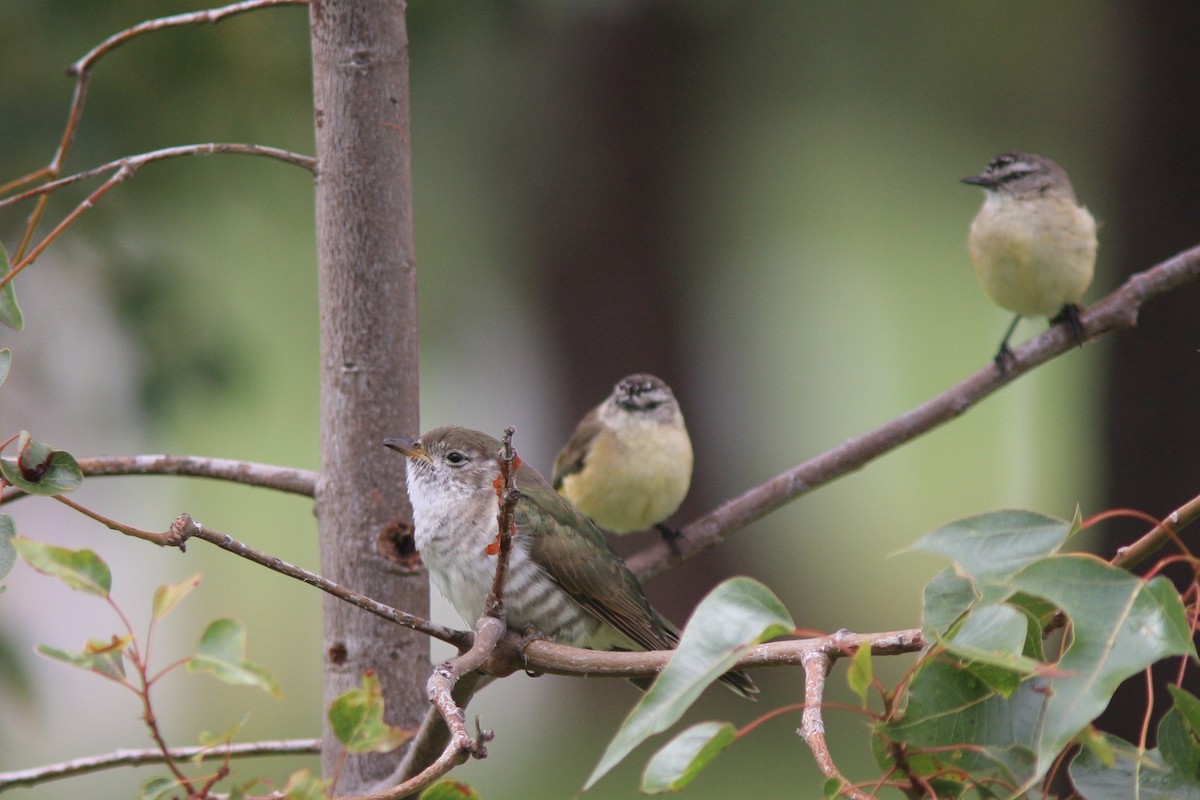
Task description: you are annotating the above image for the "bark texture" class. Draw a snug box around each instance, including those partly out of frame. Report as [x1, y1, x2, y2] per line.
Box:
[309, 0, 426, 787]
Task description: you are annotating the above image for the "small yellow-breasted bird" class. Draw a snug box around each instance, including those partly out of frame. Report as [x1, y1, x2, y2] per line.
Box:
[552, 374, 693, 544]
[385, 426, 755, 698]
[962, 151, 1098, 367]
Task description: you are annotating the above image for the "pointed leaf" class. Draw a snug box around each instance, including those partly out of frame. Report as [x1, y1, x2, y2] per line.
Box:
[197, 713, 252, 753]
[0, 348, 10, 387]
[921, 567, 978, 638]
[584, 577, 792, 792]
[0, 243, 23, 331]
[280, 769, 329, 800]
[420, 780, 482, 799]
[1010, 556, 1196, 763]
[910, 510, 1071, 602]
[328, 670, 413, 753]
[937, 603, 1044, 693]
[641, 721, 737, 794]
[153, 574, 202, 620]
[0, 514, 15, 582]
[186, 618, 281, 697]
[15, 537, 111, 596]
[37, 636, 131, 682]
[1071, 733, 1200, 800]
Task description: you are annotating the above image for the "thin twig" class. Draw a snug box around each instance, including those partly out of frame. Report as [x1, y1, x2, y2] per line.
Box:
[0, 144, 316, 291]
[627, 243, 1200, 582]
[162, 514, 469, 647]
[7, 0, 307, 265]
[485, 426, 520, 618]
[2, 454, 317, 505]
[0, 143, 316, 212]
[1114, 491, 1200, 570]
[0, 739, 319, 792]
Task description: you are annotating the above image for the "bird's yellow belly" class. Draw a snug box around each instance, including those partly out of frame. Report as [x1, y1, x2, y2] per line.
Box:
[967, 197, 1096, 318]
[561, 427, 693, 533]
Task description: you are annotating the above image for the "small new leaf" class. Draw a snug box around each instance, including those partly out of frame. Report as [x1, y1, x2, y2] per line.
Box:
[0, 514, 15, 582]
[186, 618, 281, 698]
[641, 721, 737, 794]
[847, 639, 874, 703]
[0, 243, 23, 331]
[281, 769, 329, 800]
[153, 574, 202, 620]
[139, 775, 177, 800]
[420, 780, 482, 799]
[0, 433, 83, 495]
[0, 348, 10, 387]
[329, 671, 413, 753]
[15, 537, 112, 596]
[37, 636, 131, 682]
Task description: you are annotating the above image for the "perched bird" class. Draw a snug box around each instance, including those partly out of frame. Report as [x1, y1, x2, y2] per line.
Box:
[961, 151, 1098, 367]
[385, 425, 755, 699]
[552, 374, 693, 543]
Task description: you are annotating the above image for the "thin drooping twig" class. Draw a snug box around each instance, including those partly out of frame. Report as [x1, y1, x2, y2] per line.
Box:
[0, 739, 319, 792]
[0, 144, 316, 292]
[1113, 490, 1200, 570]
[6, 0, 307, 265]
[627, 243, 1200, 582]
[160, 514, 469, 648]
[0, 143, 317, 211]
[1, 454, 317, 505]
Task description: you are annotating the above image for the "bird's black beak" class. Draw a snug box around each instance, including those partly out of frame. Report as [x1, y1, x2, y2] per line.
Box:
[960, 174, 992, 187]
[383, 436, 431, 462]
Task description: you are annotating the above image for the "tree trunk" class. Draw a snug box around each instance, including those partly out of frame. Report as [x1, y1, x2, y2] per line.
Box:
[309, 0, 426, 789]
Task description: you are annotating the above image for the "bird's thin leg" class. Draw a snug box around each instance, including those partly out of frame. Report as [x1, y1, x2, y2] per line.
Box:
[1051, 303, 1086, 348]
[655, 523, 684, 558]
[994, 314, 1022, 372]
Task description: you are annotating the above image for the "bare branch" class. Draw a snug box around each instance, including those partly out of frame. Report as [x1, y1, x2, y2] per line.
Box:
[628, 243, 1200, 581]
[162, 514, 469, 648]
[0, 143, 316, 210]
[1, 454, 317, 506]
[0, 739, 319, 792]
[798, 644, 873, 800]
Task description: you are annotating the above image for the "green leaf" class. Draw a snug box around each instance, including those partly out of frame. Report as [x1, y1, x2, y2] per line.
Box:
[328, 671, 413, 753]
[0, 514, 15, 583]
[937, 604, 1044, 696]
[37, 635, 131, 682]
[641, 721, 737, 794]
[921, 567, 978, 638]
[910, 510, 1071, 602]
[153, 574, 201, 620]
[847, 639, 873, 703]
[1010, 557, 1196, 763]
[0, 243, 23, 331]
[0, 433, 83, 495]
[14, 537, 111, 596]
[186, 618, 281, 697]
[280, 769, 329, 800]
[1071, 733, 1200, 800]
[1167, 685, 1200, 737]
[1158, 689, 1200, 781]
[584, 577, 792, 792]
[197, 713, 252, 754]
[0, 348, 10, 387]
[139, 775, 177, 800]
[420, 780, 482, 799]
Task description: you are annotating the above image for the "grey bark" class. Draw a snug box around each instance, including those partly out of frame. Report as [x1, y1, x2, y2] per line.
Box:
[309, 0, 427, 789]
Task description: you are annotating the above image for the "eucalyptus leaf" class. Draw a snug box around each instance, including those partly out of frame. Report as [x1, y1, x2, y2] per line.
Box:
[186, 618, 281, 697]
[14, 537, 111, 596]
[641, 721, 737, 794]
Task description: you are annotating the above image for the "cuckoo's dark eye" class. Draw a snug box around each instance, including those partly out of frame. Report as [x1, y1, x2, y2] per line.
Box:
[446, 451, 467, 466]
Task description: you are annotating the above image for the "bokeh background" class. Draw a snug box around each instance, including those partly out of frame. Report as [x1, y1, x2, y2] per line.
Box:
[2, 2, 1198, 798]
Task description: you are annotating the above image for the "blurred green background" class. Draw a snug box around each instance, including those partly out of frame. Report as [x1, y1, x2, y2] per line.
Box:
[2, 2, 1198, 798]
